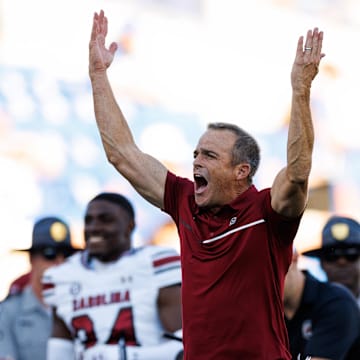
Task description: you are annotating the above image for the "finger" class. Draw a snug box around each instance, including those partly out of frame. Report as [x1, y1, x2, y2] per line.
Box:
[316, 31, 324, 61]
[311, 28, 324, 63]
[109, 42, 118, 56]
[104, 16, 108, 37]
[303, 29, 313, 57]
[98, 10, 105, 36]
[304, 28, 313, 48]
[296, 35, 304, 58]
[90, 13, 99, 42]
[310, 28, 319, 57]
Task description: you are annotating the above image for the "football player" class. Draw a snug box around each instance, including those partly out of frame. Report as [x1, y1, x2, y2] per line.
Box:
[42, 192, 183, 360]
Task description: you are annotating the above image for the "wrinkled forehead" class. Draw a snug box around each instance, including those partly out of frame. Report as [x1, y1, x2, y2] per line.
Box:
[196, 128, 237, 150]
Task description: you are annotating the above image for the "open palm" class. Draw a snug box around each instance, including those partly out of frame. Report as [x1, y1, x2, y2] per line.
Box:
[89, 10, 118, 74]
[291, 28, 325, 91]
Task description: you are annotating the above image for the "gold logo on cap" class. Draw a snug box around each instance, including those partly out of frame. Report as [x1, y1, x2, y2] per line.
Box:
[331, 223, 349, 241]
[50, 222, 68, 242]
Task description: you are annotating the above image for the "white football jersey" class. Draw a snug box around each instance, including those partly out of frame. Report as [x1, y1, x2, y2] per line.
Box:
[42, 246, 181, 353]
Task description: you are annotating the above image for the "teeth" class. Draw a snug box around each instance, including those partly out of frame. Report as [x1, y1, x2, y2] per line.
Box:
[88, 236, 103, 243]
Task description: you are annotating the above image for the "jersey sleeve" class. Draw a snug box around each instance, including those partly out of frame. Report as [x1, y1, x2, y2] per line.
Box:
[147, 246, 181, 289]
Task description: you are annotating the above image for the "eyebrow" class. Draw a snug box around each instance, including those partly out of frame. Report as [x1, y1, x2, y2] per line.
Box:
[194, 148, 219, 158]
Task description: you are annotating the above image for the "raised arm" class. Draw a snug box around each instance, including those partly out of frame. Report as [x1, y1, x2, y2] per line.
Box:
[271, 28, 324, 218]
[89, 10, 168, 208]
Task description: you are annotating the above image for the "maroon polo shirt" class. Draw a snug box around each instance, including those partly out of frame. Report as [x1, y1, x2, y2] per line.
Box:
[163, 171, 301, 360]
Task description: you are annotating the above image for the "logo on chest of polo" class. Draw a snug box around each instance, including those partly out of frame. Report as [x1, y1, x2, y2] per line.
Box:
[73, 290, 130, 311]
[229, 217, 237, 226]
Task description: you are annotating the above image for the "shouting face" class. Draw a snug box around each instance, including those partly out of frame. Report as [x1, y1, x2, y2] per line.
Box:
[193, 128, 250, 211]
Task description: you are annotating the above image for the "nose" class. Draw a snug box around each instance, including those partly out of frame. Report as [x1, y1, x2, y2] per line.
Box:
[193, 154, 202, 168]
[85, 218, 103, 233]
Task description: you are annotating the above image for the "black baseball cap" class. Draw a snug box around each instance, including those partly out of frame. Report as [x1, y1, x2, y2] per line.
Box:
[303, 216, 360, 258]
[15, 216, 79, 257]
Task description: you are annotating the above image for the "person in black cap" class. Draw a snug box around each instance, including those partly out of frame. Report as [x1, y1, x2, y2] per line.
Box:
[284, 249, 360, 359]
[0, 216, 78, 360]
[7, 216, 79, 296]
[302, 215, 360, 304]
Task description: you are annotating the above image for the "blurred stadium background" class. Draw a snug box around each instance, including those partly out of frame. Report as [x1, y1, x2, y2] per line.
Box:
[1, 0, 360, 299]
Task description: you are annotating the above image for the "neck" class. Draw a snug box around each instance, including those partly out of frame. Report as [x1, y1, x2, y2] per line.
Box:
[208, 184, 252, 214]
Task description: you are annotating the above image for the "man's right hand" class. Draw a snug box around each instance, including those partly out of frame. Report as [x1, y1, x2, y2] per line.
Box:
[89, 10, 118, 76]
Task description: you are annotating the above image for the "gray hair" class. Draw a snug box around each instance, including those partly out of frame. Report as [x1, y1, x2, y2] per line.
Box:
[207, 122, 260, 184]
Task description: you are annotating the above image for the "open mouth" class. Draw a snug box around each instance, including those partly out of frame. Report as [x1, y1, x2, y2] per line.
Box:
[194, 174, 208, 193]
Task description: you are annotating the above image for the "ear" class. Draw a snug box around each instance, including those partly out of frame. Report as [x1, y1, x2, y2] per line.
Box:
[126, 219, 136, 237]
[235, 163, 251, 180]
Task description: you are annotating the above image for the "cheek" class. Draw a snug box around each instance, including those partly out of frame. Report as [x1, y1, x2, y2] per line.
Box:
[108, 228, 128, 246]
[321, 263, 337, 275]
[209, 177, 227, 201]
[350, 263, 360, 276]
[211, 166, 233, 186]
[212, 171, 236, 200]
[323, 263, 358, 278]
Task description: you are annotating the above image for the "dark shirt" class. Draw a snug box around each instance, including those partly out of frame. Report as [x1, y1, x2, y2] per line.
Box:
[163, 171, 301, 360]
[285, 271, 360, 360]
